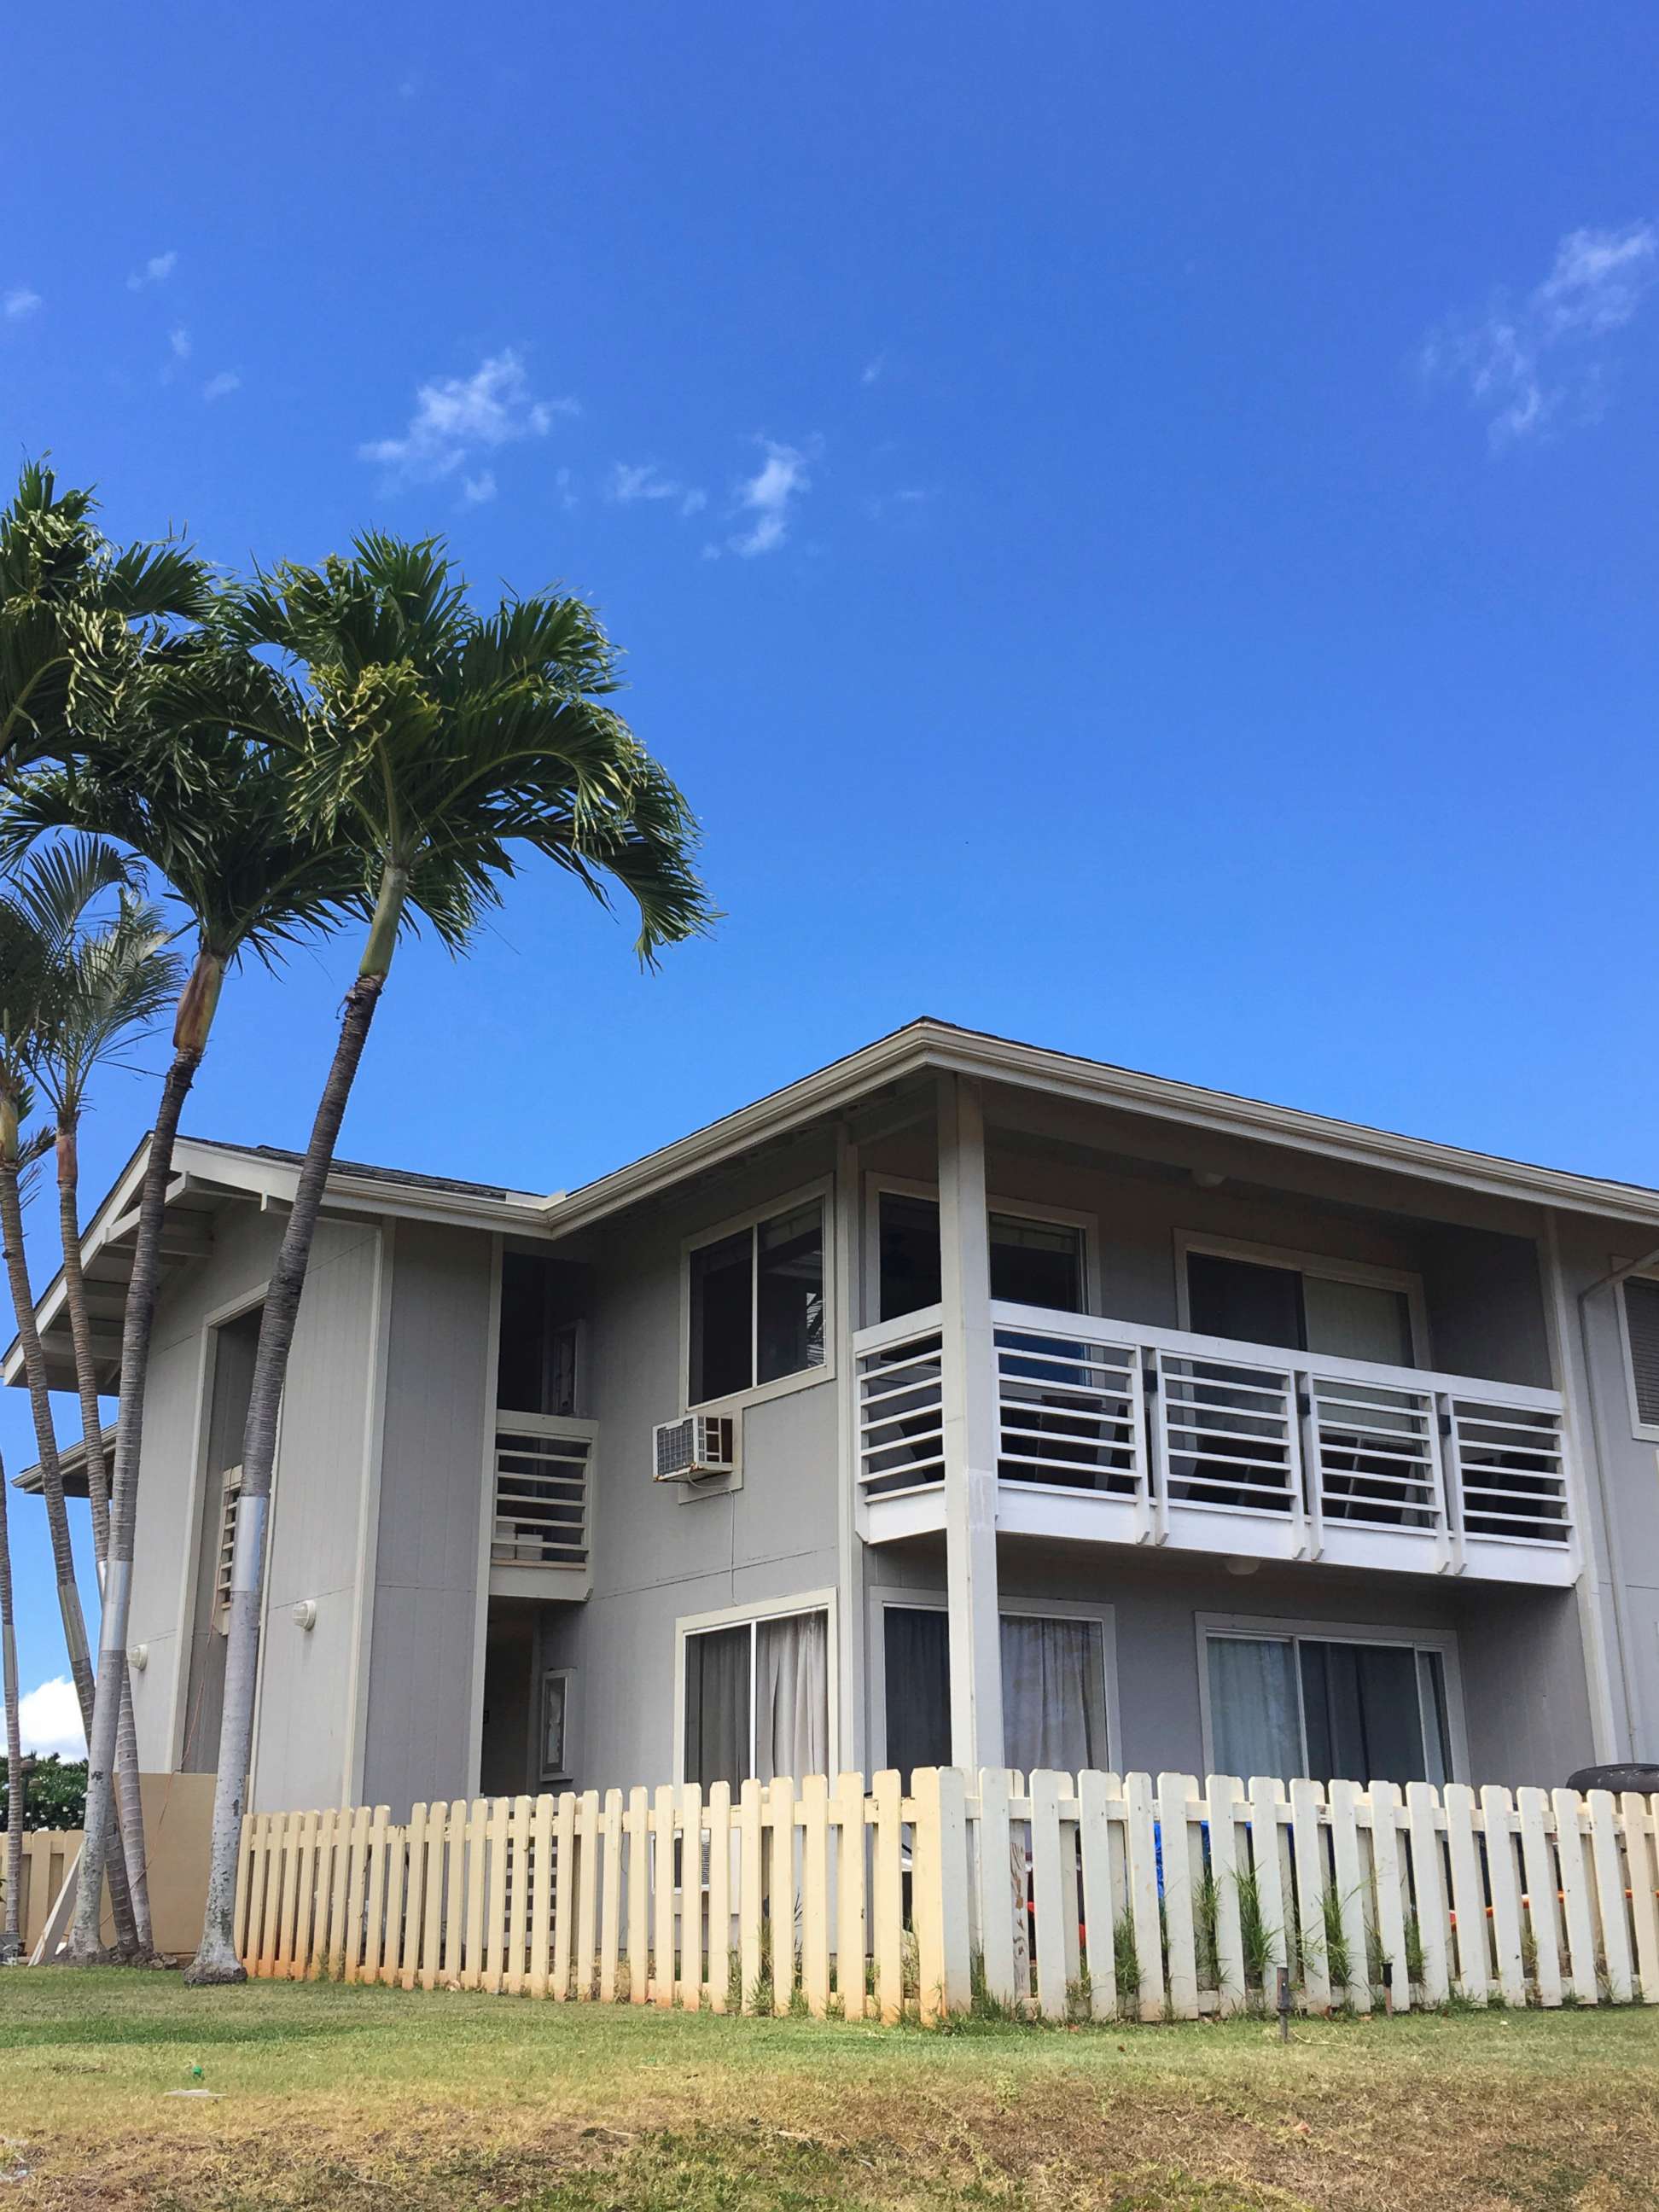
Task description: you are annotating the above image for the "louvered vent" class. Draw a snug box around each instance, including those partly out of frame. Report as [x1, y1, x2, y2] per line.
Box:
[1625, 1278, 1659, 1427]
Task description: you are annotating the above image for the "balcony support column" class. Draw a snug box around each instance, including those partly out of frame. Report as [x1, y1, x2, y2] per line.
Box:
[937, 1074, 1004, 1773]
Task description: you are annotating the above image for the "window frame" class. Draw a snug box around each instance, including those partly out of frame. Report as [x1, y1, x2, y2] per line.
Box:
[864, 1585, 1121, 1773]
[672, 1588, 839, 1786]
[863, 1174, 1102, 1327]
[1194, 1611, 1467, 1783]
[1611, 1261, 1659, 1443]
[1173, 1230, 1431, 1368]
[538, 1665, 576, 1786]
[680, 1179, 835, 1414]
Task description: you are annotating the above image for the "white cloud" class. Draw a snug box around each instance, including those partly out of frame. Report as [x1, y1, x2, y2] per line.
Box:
[864, 485, 934, 522]
[202, 370, 241, 402]
[861, 352, 886, 387]
[608, 462, 706, 516]
[1420, 220, 1658, 447]
[127, 249, 178, 291]
[462, 469, 498, 504]
[170, 327, 191, 359]
[556, 465, 578, 513]
[4, 288, 41, 322]
[723, 438, 813, 557]
[359, 349, 577, 487]
[19, 1677, 84, 1759]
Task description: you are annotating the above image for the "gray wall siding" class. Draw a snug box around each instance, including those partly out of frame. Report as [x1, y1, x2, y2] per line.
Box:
[123, 1203, 380, 1808]
[360, 1221, 495, 1814]
[551, 1139, 844, 1791]
[250, 1220, 381, 1811]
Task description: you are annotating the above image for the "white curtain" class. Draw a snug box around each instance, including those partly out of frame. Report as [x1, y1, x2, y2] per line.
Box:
[1302, 1276, 1412, 1365]
[1206, 1634, 1301, 1780]
[999, 1616, 1108, 1773]
[755, 1610, 828, 1783]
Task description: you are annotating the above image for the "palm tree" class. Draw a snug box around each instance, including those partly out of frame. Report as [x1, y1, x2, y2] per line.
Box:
[0, 1443, 23, 1961]
[0, 460, 211, 774]
[25, 876, 183, 1953]
[185, 535, 712, 1982]
[3, 685, 372, 1963]
[0, 838, 150, 1953]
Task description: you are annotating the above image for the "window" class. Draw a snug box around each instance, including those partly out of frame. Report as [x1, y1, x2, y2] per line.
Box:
[688, 1200, 825, 1405]
[539, 1668, 573, 1784]
[880, 1604, 1112, 1780]
[1204, 1631, 1452, 1786]
[1621, 1276, 1659, 1434]
[876, 1192, 1086, 1321]
[498, 1251, 582, 1416]
[1185, 1244, 1416, 1366]
[682, 1606, 830, 1788]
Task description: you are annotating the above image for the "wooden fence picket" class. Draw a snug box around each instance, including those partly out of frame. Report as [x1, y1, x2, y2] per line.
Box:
[1621, 1792, 1658, 2004]
[1158, 1773, 1200, 2020]
[626, 1785, 650, 2005]
[442, 1799, 468, 1985]
[678, 1784, 703, 2011]
[1480, 1787, 1527, 2008]
[1289, 1780, 1330, 2014]
[1325, 1780, 1371, 2013]
[1205, 1774, 1245, 2014]
[528, 1795, 554, 2000]
[1516, 1787, 1563, 2007]
[800, 1775, 830, 2017]
[482, 1797, 508, 1995]
[463, 1799, 486, 1988]
[1366, 1782, 1410, 2010]
[1247, 1778, 1289, 1995]
[1586, 1790, 1634, 2005]
[1123, 1770, 1163, 2021]
[599, 1789, 625, 2005]
[1442, 1785, 1488, 2004]
[1404, 1782, 1451, 2005]
[870, 1768, 903, 2023]
[834, 1771, 866, 2020]
[705, 1781, 731, 2011]
[1027, 1769, 1067, 2019]
[651, 1784, 676, 2009]
[1075, 1768, 1117, 2018]
[575, 1790, 601, 2002]
[1552, 1787, 1598, 2004]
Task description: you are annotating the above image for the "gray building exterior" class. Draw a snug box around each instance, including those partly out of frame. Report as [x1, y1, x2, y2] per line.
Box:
[14, 1020, 1657, 1816]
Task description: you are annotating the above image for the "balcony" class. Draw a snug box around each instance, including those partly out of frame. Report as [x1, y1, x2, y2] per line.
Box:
[854, 1301, 1575, 1586]
[488, 1412, 596, 1599]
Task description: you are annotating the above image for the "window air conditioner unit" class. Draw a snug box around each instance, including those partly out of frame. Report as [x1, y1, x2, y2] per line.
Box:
[653, 1413, 736, 1483]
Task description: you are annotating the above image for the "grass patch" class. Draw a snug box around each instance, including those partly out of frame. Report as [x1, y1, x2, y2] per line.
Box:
[0, 1968, 1653, 2209]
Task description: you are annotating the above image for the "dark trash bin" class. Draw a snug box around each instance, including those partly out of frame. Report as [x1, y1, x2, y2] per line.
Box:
[1566, 1763, 1659, 1794]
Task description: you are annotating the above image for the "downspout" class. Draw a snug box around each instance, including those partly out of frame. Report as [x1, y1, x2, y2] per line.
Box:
[1573, 1234, 1659, 1761]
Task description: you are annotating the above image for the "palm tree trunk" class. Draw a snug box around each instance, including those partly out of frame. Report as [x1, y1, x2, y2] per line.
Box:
[56, 1123, 152, 1954]
[187, 973, 385, 1982]
[0, 1159, 141, 1956]
[68, 1009, 209, 1962]
[0, 1448, 23, 1963]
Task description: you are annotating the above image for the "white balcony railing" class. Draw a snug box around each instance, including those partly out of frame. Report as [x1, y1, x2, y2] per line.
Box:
[854, 1301, 1575, 1585]
[490, 1412, 596, 1592]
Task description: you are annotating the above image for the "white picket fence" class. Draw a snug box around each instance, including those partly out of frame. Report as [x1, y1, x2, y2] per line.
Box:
[235, 1769, 1659, 2019]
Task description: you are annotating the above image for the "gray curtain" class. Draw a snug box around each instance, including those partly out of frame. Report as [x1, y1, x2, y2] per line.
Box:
[755, 1610, 828, 1784]
[1206, 1634, 1301, 1781]
[684, 1624, 750, 1789]
[999, 1615, 1108, 1773]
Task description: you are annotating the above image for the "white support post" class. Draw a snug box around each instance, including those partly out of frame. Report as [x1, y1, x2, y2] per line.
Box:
[936, 1074, 1003, 1774]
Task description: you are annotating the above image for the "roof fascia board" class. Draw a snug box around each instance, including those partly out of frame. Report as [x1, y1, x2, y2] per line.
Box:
[543, 1021, 1659, 1239]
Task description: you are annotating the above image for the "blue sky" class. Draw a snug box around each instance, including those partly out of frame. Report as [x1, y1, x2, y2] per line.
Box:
[4, 3, 1659, 1744]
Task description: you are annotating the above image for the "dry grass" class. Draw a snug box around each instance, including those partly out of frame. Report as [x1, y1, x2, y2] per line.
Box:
[0, 1970, 1655, 2209]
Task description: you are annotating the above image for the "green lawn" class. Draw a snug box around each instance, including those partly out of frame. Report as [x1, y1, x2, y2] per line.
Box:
[0, 1970, 1655, 2210]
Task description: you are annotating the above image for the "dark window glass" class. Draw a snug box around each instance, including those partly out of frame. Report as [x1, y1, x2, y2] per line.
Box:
[498, 1252, 581, 1415]
[879, 1194, 942, 1321]
[690, 1229, 753, 1403]
[1299, 1640, 1429, 1784]
[684, 1624, 750, 1789]
[883, 1606, 952, 1784]
[1186, 1251, 1305, 1351]
[757, 1205, 825, 1385]
[990, 1214, 1084, 1312]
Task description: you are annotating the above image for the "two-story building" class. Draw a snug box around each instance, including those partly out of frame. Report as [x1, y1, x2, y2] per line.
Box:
[13, 1019, 1658, 1812]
